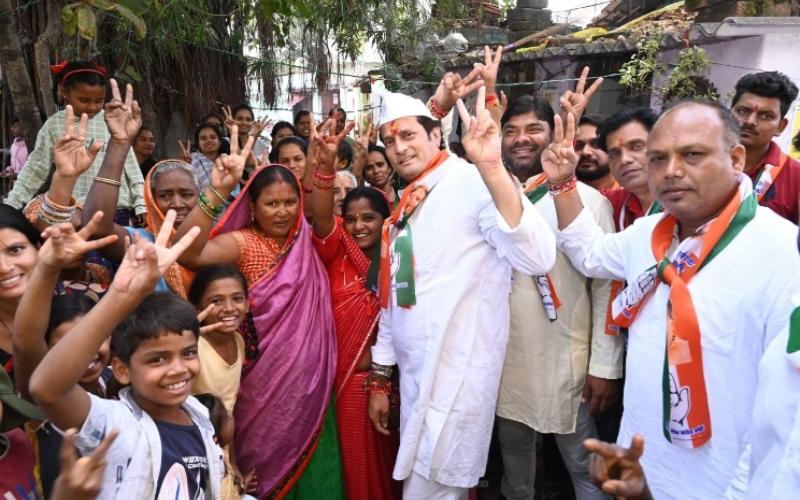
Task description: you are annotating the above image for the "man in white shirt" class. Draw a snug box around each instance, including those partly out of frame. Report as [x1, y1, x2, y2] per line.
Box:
[496, 95, 623, 500]
[542, 98, 800, 498]
[367, 87, 556, 499]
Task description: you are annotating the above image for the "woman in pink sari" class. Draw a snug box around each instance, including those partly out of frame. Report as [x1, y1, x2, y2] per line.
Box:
[174, 131, 342, 499]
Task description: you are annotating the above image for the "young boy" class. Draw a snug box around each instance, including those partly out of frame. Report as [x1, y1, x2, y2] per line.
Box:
[28, 212, 220, 499]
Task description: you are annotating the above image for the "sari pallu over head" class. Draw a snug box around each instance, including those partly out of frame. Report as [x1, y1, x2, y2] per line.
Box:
[211, 164, 337, 498]
[143, 161, 196, 297]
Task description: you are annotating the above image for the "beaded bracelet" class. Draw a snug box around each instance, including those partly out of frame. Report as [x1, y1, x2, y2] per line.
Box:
[547, 175, 578, 196]
[430, 99, 448, 120]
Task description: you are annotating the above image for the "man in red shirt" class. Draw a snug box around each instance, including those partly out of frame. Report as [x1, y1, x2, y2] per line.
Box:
[596, 107, 660, 230]
[731, 71, 800, 222]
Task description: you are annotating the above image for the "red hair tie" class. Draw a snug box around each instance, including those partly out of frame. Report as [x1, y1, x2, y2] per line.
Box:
[50, 60, 69, 75]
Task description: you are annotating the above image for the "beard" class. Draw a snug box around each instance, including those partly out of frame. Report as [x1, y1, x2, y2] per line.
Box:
[576, 158, 611, 182]
[502, 150, 543, 182]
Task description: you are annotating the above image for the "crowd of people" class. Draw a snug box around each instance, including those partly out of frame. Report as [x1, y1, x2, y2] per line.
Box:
[0, 45, 799, 500]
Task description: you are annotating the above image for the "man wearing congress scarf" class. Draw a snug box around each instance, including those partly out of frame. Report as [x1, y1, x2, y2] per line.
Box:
[366, 87, 555, 499]
[731, 71, 800, 222]
[545, 98, 800, 498]
[495, 94, 623, 500]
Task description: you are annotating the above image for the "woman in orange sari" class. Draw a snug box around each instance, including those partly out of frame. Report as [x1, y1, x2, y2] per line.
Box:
[310, 122, 400, 500]
[83, 159, 196, 296]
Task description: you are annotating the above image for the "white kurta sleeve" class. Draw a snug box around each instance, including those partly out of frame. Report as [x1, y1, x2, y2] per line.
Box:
[586, 199, 625, 379]
[723, 442, 750, 500]
[371, 306, 397, 366]
[479, 194, 556, 276]
[557, 208, 628, 281]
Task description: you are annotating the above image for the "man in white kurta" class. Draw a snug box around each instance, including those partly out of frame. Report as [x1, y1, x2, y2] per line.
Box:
[545, 100, 800, 498]
[369, 91, 556, 498]
[495, 96, 623, 500]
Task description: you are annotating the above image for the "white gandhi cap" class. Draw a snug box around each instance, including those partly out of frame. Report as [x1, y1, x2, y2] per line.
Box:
[377, 92, 434, 128]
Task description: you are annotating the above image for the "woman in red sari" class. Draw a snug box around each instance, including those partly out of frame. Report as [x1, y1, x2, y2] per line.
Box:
[310, 122, 400, 500]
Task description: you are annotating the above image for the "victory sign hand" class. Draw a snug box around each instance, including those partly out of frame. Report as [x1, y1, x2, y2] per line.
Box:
[104, 79, 142, 143]
[456, 86, 503, 173]
[560, 66, 603, 124]
[541, 113, 579, 183]
[312, 118, 354, 171]
[38, 211, 118, 271]
[53, 106, 103, 179]
[211, 124, 253, 195]
[432, 67, 484, 114]
[111, 210, 200, 296]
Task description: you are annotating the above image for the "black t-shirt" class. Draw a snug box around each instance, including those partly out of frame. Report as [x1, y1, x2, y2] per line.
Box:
[154, 420, 209, 500]
[140, 156, 157, 178]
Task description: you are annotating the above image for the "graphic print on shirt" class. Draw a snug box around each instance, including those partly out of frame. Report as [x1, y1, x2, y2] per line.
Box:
[154, 420, 209, 500]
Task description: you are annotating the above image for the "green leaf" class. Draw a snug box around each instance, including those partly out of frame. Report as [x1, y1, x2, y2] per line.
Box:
[77, 5, 97, 40]
[123, 65, 142, 81]
[88, 0, 115, 11]
[113, 4, 148, 40]
[61, 4, 78, 36]
[114, 0, 151, 16]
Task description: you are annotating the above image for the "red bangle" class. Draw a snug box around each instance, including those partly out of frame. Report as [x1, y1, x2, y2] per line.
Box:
[485, 93, 499, 106]
[430, 100, 448, 120]
[366, 380, 393, 396]
[547, 175, 578, 196]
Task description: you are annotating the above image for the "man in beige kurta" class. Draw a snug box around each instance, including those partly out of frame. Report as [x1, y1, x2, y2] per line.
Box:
[495, 96, 625, 500]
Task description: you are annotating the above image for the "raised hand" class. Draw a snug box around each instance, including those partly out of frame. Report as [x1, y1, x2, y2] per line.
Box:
[455, 86, 503, 173]
[474, 45, 503, 95]
[541, 113, 579, 183]
[51, 428, 118, 500]
[53, 106, 103, 179]
[432, 67, 484, 114]
[211, 124, 253, 194]
[221, 105, 235, 134]
[312, 118, 354, 171]
[197, 303, 225, 335]
[111, 210, 200, 296]
[178, 140, 192, 163]
[250, 116, 272, 138]
[560, 66, 603, 124]
[354, 118, 373, 159]
[104, 79, 142, 143]
[38, 211, 119, 271]
[584, 434, 652, 500]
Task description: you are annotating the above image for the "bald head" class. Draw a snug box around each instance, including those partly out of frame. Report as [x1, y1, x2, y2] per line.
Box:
[660, 99, 742, 148]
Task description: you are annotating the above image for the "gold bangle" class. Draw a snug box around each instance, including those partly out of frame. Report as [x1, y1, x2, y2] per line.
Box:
[207, 185, 227, 205]
[93, 176, 121, 187]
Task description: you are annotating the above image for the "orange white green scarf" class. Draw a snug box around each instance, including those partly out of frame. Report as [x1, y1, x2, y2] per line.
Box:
[612, 176, 756, 448]
[525, 174, 561, 320]
[370, 150, 450, 309]
[753, 151, 788, 202]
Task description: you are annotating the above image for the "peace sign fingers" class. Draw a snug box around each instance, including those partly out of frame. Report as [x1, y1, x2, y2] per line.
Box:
[110, 78, 123, 103]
